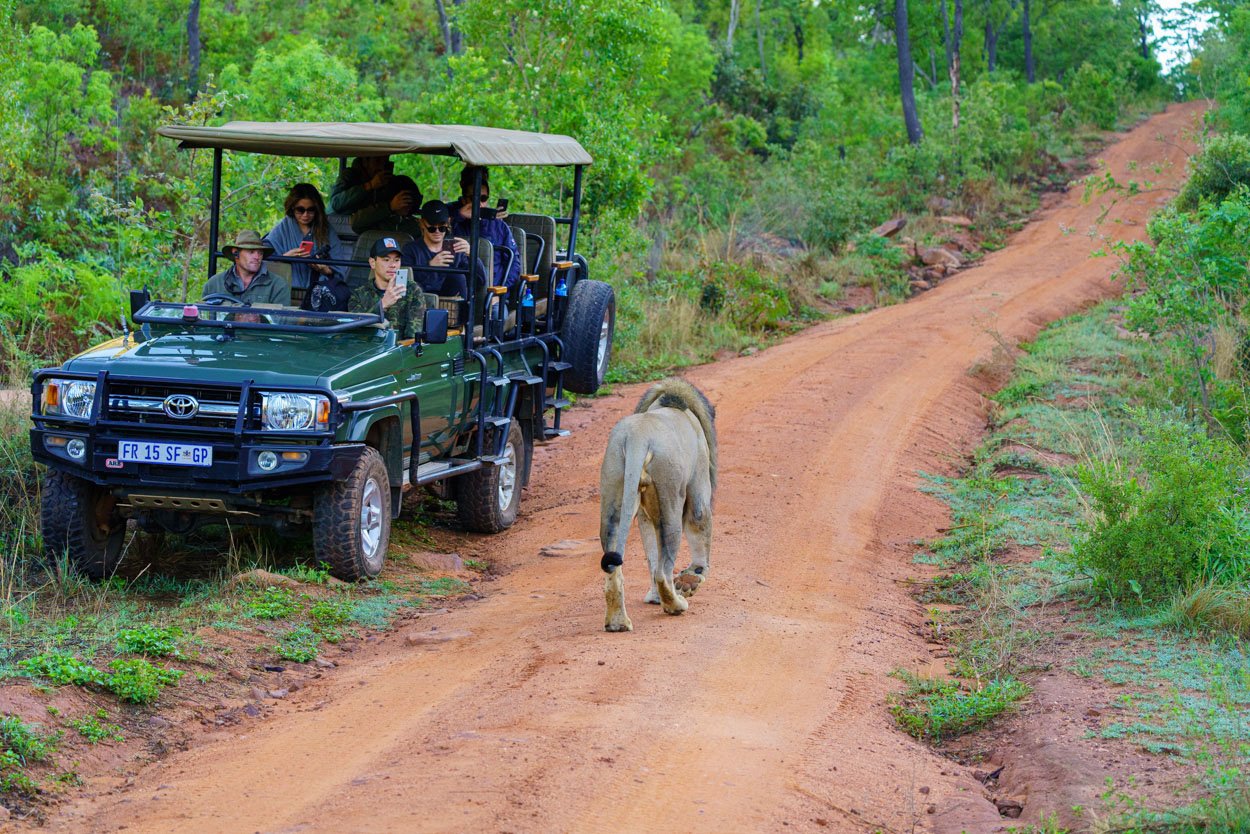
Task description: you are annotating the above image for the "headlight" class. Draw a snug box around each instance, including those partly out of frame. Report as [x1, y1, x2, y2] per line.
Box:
[42, 379, 97, 419]
[260, 392, 330, 431]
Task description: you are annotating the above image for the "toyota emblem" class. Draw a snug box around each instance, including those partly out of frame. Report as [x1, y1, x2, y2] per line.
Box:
[163, 394, 200, 419]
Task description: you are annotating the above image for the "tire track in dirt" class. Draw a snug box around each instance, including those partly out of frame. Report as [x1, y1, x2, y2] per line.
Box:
[46, 102, 1203, 834]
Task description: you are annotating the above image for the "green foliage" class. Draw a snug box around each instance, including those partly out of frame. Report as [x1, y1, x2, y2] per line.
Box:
[1072, 415, 1250, 603]
[887, 670, 1029, 740]
[68, 709, 124, 744]
[20, 651, 107, 688]
[219, 38, 383, 123]
[19, 651, 182, 704]
[246, 586, 297, 620]
[274, 625, 319, 663]
[105, 658, 183, 704]
[0, 715, 59, 794]
[0, 249, 120, 364]
[1176, 134, 1250, 212]
[114, 625, 182, 658]
[308, 597, 352, 642]
[1067, 63, 1119, 130]
[699, 261, 791, 330]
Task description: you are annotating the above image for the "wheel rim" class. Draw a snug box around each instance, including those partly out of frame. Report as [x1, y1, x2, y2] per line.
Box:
[497, 440, 517, 512]
[359, 478, 384, 565]
[596, 310, 611, 375]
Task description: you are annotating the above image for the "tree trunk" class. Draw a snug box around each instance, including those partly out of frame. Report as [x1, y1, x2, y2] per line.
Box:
[433, 0, 464, 78]
[940, 0, 953, 73]
[1138, 10, 1150, 59]
[895, 0, 923, 144]
[792, 8, 805, 64]
[756, 0, 767, 81]
[727, 0, 741, 54]
[186, 0, 201, 98]
[985, 15, 998, 72]
[949, 0, 962, 131]
[1022, 0, 1034, 83]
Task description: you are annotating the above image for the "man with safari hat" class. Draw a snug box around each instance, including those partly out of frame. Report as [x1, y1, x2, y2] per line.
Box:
[202, 230, 290, 305]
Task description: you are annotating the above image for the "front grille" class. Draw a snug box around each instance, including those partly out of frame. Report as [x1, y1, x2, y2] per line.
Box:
[106, 381, 244, 430]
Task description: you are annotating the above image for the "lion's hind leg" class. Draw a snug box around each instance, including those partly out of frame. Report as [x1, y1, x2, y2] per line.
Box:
[639, 517, 663, 605]
[602, 552, 633, 632]
[676, 483, 712, 598]
[653, 510, 688, 615]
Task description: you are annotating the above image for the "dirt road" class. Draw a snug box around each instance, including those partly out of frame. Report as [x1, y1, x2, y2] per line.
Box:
[48, 103, 1203, 834]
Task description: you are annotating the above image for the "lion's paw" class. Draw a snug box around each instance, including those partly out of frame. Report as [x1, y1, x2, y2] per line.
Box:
[605, 616, 634, 633]
[674, 570, 704, 598]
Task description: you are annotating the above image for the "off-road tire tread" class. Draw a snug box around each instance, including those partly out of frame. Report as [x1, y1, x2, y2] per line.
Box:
[457, 420, 524, 533]
[561, 279, 615, 395]
[314, 446, 391, 581]
[41, 471, 123, 579]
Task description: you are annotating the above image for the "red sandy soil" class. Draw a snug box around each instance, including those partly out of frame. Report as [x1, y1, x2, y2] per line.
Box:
[36, 102, 1204, 834]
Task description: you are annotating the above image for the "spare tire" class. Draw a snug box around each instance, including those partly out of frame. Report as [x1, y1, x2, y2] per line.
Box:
[560, 279, 614, 394]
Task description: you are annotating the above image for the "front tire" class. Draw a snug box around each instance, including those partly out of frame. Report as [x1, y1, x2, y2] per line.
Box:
[560, 279, 615, 394]
[41, 471, 125, 578]
[457, 420, 525, 533]
[314, 446, 391, 581]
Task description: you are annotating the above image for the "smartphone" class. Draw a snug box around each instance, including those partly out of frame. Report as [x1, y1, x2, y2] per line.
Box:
[496, 198, 508, 212]
[393, 267, 410, 293]
[298, 240, 314, 255]
[441, 240, 456, 254]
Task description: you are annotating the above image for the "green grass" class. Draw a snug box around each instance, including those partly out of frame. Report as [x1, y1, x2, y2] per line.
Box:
[887, 670, 1029, 741]
[907, 300, 1250, 821]
[0, 715, 60, 794]
[245, 586, 298, 620]
[274, 625, 320, 663]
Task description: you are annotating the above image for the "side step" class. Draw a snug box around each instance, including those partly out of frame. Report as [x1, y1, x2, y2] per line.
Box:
[413, 458, 483, 486]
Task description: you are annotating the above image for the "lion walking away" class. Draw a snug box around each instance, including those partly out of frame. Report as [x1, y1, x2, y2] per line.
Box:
[599, 377, 717, 632]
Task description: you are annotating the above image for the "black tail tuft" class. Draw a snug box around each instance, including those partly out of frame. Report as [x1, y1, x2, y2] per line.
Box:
[601, 552, 624, 573]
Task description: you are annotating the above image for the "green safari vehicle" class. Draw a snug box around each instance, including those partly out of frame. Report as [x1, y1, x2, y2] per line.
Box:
[30, 122, 615, 581]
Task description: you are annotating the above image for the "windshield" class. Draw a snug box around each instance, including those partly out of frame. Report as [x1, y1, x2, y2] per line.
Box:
[135, 302, 381, 334]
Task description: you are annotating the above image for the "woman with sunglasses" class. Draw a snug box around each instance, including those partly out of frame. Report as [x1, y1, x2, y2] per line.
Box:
[401, 200, 487, 301]
[263, 183, 349, 309]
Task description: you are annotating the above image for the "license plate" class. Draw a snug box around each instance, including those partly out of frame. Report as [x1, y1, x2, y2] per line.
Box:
[118, 441, 213, 467]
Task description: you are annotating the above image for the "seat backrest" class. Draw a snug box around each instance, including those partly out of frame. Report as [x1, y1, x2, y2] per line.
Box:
[508, 224, 527, 280]
[349, 230, 414, 289]
[507, 213, 555, 296]
[327, 212, 357, 245]
[474, 239, 494, 286]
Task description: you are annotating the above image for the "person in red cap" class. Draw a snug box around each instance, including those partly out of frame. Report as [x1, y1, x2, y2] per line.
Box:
[348, 236, 426, 339]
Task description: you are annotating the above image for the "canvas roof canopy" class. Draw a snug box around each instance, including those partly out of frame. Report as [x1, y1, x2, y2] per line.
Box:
[157, 121, 593, 167]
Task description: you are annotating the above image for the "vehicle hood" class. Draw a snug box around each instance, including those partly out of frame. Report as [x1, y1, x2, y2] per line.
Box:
[60, 331, 389, 388]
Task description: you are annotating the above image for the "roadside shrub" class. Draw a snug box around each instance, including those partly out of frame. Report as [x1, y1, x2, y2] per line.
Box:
[1066, 62, 1118, 130]
[1176, 133, 1250, 211]
[887, 671, 1028, 740]
[114, 625, 182, 658]
[274, 625, 320, 663]
[1072, 416, 1250, 602]
[803, 179, 888, 253]
[0, 250, 120, 367]
[19, 652, 107, 688]
[246, 586, 297, 620]
[0, 715, 60, 794]
[106, 658, 183, 704]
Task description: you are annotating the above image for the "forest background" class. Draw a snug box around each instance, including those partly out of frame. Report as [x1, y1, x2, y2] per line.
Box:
[0, 0, 1217, 380]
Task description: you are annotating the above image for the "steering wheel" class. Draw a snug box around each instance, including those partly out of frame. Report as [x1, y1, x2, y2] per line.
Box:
[200, 293, 247, 306]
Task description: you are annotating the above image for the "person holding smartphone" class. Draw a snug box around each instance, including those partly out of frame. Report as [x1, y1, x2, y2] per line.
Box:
[263, 183, 348, 306]
[400, 200, 487, 300]
[348, 237, 426, 339]
[450, 165, 521, 288]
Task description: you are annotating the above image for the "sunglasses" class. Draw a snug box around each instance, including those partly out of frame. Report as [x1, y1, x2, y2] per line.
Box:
[293, 205, 318, 215]
[426, 224, 450, 233]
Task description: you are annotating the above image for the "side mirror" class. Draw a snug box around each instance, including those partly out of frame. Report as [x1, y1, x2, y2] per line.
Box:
[129, 288, 151, 320]
[420, 308, 449, 345]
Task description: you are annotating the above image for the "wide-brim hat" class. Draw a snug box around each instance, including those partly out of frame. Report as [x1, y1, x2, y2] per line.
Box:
[222, 230, 274, 259]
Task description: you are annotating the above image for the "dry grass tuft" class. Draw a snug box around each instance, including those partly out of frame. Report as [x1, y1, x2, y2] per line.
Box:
[1167, 583, 1250, 638]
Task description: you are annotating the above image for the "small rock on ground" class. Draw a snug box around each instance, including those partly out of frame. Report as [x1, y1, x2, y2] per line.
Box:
[411, 552, 465, 572]
[228, 569, 300, 588]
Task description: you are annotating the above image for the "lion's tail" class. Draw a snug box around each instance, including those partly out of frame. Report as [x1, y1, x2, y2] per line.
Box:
[600, 433, 649, 574]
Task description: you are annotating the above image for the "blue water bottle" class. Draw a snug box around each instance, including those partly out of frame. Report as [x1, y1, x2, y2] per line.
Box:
[520, 281, 535, 330]
[553, 274, 568, 329]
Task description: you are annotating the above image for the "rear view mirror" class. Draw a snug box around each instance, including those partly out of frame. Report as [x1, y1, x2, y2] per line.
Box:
[129, 288, 151, 321]
[421, 308, 449, 345]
